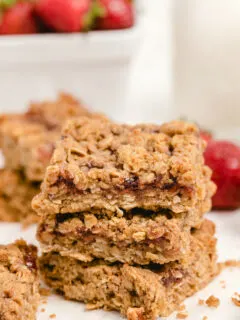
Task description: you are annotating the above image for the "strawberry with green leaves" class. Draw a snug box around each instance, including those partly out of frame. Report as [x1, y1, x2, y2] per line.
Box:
[35, 0, 95, 32]
[97, 0, 134, 30]
[0, 0, 37, 35]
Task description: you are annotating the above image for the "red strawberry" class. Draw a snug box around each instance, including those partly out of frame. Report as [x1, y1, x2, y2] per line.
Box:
[0, 2, 37, 35]
[204, 140, 240, 209]
[97, 0, 134, 30]
[35, 0, 93, 32]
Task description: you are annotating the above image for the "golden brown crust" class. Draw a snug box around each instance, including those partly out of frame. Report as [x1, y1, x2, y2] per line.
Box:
[33, 118, 215, 216]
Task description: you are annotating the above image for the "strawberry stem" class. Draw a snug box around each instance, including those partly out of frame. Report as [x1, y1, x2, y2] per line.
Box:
[83, 0, 106, 31]
[0, 0, 18, 9]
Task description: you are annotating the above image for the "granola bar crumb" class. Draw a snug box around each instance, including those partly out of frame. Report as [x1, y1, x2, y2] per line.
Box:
[177, 304, 186, 311]
[220, 280, 226, 288]
[202, 316, 208, 320]
[198, 299, 205, 306]
[232, 293, 240, 307]
[176, 311, 188, 319]
[41, 308, 45, 312]
[205, 295, 220, 308]
[232, 297, 240, 307]
[219, 260, 240, 271]
[49, 314, 56, 319]
[40, 287, 51, 297]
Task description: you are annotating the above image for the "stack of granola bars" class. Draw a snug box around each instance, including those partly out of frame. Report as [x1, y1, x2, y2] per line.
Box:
[34, 117, 218, 319]
[0, 93, 92, 224]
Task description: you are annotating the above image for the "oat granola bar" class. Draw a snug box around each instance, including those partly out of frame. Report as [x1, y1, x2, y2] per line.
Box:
[0, 169, 39, 224]
[33, 118, 216, 217]
[0, 93, 93, 182]
[37, 209, 193, 265]
[0, 240, 39, 320]
[40, 220, 218, 320]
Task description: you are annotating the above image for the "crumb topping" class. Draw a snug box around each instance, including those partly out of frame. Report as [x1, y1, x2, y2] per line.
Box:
[25, 93, 91, 131]
[45, 118, 205, 192]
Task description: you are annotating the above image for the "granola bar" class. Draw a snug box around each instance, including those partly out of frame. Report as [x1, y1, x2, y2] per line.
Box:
[37, 210, 193, 265]
[33, 118, 216, 218]
[0, 240, 39, 320]
[0, 93, 93, 182]
[40, 220, 218, 320]
[0, 169, 39, 224]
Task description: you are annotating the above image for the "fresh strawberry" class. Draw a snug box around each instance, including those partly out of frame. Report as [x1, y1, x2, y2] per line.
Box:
[204, 140, 240, 209]
[0, 2, 37, 35]
[97, 0, 134, 30]
[35, 0, 93, 32]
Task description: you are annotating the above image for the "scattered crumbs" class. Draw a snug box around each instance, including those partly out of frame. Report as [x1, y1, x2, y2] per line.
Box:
[219, 260, 240, 271]
[202, 317, 208, 320]
[232, 297, 240, 307]
[40, 308, 45, 313]
[39, 287, 51, 297]
[176, 311, 188, 319]
[42, 299, 48, 304]
[220, 280, 226, 288]
[198, 299, 205, 306]
[49, 314, 56, 319]
[205, 295, 220, 308]
[232, 292, 240, 307]
[177, 304, 186, 311]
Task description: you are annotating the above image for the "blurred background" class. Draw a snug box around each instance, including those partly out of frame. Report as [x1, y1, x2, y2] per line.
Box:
[1, 0, 240, 133]
[0, 0, 172, 124]
[173, 0, 240, 134]
[127, 0, 172, 124]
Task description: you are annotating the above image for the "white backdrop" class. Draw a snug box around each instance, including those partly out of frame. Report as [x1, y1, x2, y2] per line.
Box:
[0, 0, 173, 125]
[127, 0, 173, 124]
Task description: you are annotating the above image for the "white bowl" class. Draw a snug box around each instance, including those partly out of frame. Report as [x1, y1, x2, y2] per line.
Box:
[0, 14, 144, 121]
